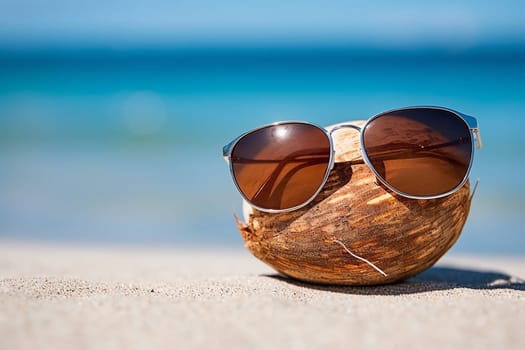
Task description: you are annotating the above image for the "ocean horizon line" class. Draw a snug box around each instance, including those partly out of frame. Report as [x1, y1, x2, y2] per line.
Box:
[1, 43, 525, 63]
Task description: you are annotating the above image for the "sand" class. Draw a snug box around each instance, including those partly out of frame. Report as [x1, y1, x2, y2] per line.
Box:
[0, 242, 524, 350]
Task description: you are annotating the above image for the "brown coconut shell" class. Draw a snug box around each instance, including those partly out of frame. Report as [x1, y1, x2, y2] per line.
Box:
[235, 121, 472, 285]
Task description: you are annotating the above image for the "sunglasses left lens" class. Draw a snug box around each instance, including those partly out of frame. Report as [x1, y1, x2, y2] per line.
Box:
[230, 123, 331, 211]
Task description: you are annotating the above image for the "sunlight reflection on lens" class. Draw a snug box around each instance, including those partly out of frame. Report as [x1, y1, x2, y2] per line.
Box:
[274, 126, 288, 139]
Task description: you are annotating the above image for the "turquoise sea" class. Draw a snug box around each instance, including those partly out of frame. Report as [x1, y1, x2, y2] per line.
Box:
[0, 48, 524, 254]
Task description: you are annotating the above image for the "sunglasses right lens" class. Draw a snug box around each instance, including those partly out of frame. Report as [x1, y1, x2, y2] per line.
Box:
[230, 122, 331, 211]
[362, 108, 473, 197]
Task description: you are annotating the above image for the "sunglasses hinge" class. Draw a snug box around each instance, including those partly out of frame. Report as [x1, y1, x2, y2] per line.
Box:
[472, 128, 483, 150]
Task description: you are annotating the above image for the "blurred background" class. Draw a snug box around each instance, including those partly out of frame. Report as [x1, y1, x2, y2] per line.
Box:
[0, 0, 523, 254]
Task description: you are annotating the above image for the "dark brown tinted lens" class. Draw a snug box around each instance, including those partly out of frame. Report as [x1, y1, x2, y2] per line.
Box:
[231, 123, 331, 210]
[362, 108, 472, 197]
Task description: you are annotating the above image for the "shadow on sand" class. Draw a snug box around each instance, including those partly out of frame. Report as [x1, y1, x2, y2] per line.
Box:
[265, 265, 525, 295]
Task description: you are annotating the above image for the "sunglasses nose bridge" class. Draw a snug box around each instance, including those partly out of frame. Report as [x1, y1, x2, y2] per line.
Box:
[327, 123, 364, 161]
[328, 123, 362, 135]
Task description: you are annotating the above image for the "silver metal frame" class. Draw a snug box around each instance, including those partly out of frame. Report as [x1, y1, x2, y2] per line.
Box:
[223, 106, 482, 213]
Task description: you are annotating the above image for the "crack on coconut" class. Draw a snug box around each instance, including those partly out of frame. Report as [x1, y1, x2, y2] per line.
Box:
[333, 239, 388, 277]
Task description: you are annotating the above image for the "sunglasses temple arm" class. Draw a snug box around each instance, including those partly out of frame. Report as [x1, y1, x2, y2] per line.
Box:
[472, 128, 483, 150]
[365, 138, 468, 161]
[231, 151, 329, 203]
[222, 140, 237, 163]
[470, 178, 480, 202]
[252, 158, 326, 203]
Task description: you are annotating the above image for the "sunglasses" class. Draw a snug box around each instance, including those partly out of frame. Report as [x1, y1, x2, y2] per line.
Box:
[223, 106, 482, 213]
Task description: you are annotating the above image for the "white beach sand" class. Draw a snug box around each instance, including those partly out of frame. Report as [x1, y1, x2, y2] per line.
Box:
[1, 241, 524, 350]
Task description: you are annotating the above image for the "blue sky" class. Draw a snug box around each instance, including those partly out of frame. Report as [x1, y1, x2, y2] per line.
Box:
[1, 0, 524, 49]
